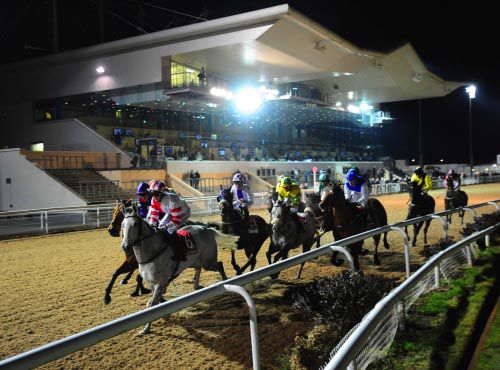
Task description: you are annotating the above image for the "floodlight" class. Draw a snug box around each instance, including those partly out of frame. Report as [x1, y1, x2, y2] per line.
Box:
[234, 87, 263, 114]
[466, 85, 476, 99]
[96, 66, 106, 74]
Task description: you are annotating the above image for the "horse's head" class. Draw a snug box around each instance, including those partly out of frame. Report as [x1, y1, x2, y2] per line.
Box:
[267, 189, 278, 214]
[270, 199, 290, 229]
[120, 201, 145, 251]
[107, 198, 132, 237]
[446, 177, 454, 191]
[330, 181, 345, 205]
[408, 180, 423, 204]
[218, 188, 234, 213]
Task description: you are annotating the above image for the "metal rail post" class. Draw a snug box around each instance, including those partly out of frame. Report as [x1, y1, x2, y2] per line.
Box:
[223, 285, 260, 370]
[40, 213, 44, 230]
[431, 214, 448, 240]
[485, 234, 490, 247]
[96, 208, 100, 228]
[329, 246, 356, 271]
[487, 201, 500, 211]
[465, 244, 473, 266]
[434, 265, 440, 288]
[45, 211, 49, 234]
[390, 226, 411, 278]
[208, 198, 212, 215]
[82, 211, 86, 226]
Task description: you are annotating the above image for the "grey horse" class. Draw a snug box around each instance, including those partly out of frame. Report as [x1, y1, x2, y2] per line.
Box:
[120, 203, 236, 335]
[268, 200, 319, 279]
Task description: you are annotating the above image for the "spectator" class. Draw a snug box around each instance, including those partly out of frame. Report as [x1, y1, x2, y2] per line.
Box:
[189, 170, 195, 187]
[198, 67, 207, 87]
[130, 154, 139, 168]
[194, 170, 201, 189]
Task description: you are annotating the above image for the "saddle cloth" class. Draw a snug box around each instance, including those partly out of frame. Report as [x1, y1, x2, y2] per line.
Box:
[247, 216, 259, 234]
[176, 228, 198, 256]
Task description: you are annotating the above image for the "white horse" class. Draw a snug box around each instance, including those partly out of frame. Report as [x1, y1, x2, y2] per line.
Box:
[121, 202, 237, 335]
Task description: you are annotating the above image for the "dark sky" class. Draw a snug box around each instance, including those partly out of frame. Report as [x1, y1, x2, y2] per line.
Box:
[1, 0, 498, 164]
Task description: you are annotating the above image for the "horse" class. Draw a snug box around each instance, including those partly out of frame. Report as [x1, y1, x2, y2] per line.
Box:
[105, 199, 151, 305]
[121, 202, 235, 335]
[217, 188, 271, 275]
[406, 180, 435, 246]
[321, 183, 390, 269]
[304, 191, 334, 236]
[268, 199, 319, 279]
[444, 178, 468, 224]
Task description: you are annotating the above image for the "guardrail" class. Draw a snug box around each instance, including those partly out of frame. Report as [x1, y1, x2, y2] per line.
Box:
[0, 200, 498, 370]
[324, 223, 500, 370]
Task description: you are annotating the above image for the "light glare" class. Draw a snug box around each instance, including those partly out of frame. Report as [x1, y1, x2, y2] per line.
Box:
[234, 87, 263, 114]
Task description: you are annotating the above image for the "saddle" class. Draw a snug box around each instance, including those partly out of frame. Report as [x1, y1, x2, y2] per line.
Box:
[247, 216, 259, 234]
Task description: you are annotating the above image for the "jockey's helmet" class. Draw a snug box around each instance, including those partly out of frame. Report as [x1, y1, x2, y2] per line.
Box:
[414, 167, 424, 176]
[345, 169, 357, 181]
[148, 179, 166, 193]
[281, 177, 292, 187]
[350, 167, 360, 176]
[318, 172, 330, 182]
[232, 173, 243, 182]
[137, 182, 149, 195]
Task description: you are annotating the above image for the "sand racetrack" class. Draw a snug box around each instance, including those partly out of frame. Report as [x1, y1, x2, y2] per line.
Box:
[0, 183, 499, 369]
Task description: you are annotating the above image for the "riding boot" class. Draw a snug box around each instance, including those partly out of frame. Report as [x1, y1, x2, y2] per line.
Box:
[168, 233, 186, 261]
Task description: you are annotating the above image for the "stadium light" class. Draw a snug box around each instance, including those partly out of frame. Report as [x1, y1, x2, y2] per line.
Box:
[466, 85, 477, 176]
[234, 87, 263, 114]
[96, 66, 106, 74]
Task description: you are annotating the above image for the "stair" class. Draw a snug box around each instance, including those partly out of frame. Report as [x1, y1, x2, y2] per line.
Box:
[48, 169, 123, 203]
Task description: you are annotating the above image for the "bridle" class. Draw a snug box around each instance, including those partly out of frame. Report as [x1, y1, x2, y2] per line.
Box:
[218, 196, 244, 225]
[122, 212, 168, 264]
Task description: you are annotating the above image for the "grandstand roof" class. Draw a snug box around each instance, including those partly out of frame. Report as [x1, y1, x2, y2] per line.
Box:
[0, 4, 465, 106]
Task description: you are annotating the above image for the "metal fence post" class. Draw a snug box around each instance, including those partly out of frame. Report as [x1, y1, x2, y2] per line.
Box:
[390, 226, 411, 278]
[40, 212, 44, 230]
[485, 234, 490, 247]
[434, 265, 440, 288]
[465, 244, 473, 266]
[347, 360, 357, 370]
[487, 201, 500, 211]
[397, 301, 406, 331]
[431, 215, 448, 240]
[96, 208, 100, 228]
[208, 198, 212, 215]
[223, 284, 260, 370]
[82, 211, 86, 226]
[45, 211, 49, 234]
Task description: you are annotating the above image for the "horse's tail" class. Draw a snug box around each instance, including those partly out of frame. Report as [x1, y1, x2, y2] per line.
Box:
[367, 198, 388, 226]
[208, 227, 239, 251]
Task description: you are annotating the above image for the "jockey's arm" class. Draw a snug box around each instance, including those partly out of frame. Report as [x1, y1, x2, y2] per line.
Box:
[410, 173, 419, 183]
[344, 183, 351, 201]
[422, 175, 433, 192]
[357, 183, 370, 207]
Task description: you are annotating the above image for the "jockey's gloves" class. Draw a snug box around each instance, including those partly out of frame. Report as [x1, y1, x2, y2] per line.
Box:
[290, 207, 298, 213]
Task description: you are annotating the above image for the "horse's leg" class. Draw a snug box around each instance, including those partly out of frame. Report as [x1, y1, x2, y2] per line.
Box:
[139, 282, 167, 336]
[238, 246, 260, 275]
[120, 270, 134, 285]
[373, 235, 381, 266]
[131, 273, 152, 297]
[231, 250, 241, 275]
[460, 210, 465, 225]
[412, 223, 422, 247]
[104, 259, 132, 305]
[296, 242, 313, 279]
[423, 219, 432, 244]
[383, 231, 390, 249]
[217, 261, 228, 280]
[191, 266, 203, 290]
[266, 241, 279, 265]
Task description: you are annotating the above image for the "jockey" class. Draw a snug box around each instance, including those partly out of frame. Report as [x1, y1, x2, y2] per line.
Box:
[410, 167, 433, 193]
[136, 182, 151, 219]
[230, 173, 252, 220]
[277, 177, 302, 211]
[445, 169, 461, 191]
[344, 169, 369, 207]
[276, 176, 303, 231]
[318, 171, 333, 202]
[147, 180, 191, 261]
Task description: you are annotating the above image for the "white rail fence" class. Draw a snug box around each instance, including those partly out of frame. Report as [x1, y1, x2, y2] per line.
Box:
[0, 200, 498, 370]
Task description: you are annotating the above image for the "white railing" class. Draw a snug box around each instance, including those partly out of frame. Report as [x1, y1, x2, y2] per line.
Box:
[0, 200, 498, 370]
[0, 192, 271, 238]
[324, 222, 499, 370]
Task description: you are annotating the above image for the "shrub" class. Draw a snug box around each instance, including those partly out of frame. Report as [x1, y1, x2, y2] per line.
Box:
[421, 237, 455, 260]
[461, 211, 500, 248]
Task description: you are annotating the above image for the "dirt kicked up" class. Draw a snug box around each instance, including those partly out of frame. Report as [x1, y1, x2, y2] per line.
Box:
[0, 183, 499, 370]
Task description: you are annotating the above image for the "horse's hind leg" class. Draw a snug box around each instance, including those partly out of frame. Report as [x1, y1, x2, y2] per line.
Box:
[412, 223, 422, 247]
[231, 250, 241, 275]
[296, 242, 313, 279]
[131, 273, 151, 297]
[217, 261, 228, 281]
[238, 246, 261, 275]
[383, 231, 390, 249]
[193, 266, 203, 290]
[104, 260, 132, 305]
[373, 235, 381, 266]
[423, 220, 431, 244]
[266, 241, 279, 265]
[460, 210, 465, 225]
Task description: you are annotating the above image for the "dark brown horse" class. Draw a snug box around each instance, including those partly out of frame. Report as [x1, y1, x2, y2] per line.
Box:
[218, 188, 270, 275]
[320, 183, 390, 269]
[444, 177, 468, 224]
[406, 180, 435, 246]
[105, 199, 151, 305]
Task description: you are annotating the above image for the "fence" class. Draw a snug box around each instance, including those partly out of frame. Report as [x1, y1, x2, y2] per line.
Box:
[0, 200, 498, 370]
[324, 223, 500, 370]
[0, 192, 272, 239]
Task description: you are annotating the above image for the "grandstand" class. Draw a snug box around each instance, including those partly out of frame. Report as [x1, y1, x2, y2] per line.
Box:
[0, 5, 466, 210]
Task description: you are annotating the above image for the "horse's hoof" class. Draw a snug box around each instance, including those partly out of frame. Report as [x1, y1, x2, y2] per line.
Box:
[361, 248, 370, 256]
[270, 273, 279, 280]
[120, 279, 128, 285]
[137, 329, 149, 336]
[140, 288, 152, 295]
[104, 296, 111, 305]
[130, 291, 139, 297]
[374, 257, 381, 266]
[195, 285, 204, 290]
[384, 243, 390, 250]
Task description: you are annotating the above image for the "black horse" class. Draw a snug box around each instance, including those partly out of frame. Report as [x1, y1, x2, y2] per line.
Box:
[305, 191, 334, 236]
[406, 180, 435, 246]
[444, 177, 468, 224]
[321, 183, 390, 268]
[218, 188, 270, 275]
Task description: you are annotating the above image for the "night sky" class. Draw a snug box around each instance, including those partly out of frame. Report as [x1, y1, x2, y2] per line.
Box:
[1, 0, 498, 164]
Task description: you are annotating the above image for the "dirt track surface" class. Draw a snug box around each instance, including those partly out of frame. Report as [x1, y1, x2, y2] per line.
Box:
[1, 183, 499, 369]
